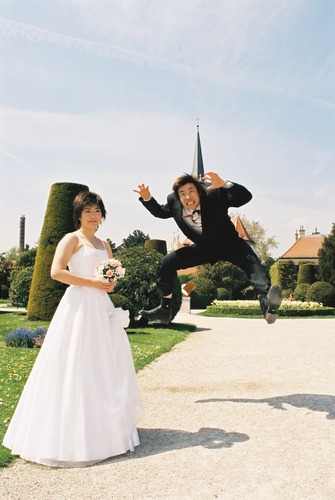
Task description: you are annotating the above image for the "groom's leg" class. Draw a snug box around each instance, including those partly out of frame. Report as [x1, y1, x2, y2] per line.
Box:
[157, 245, 210, 296]
[140, 245, 210, 323]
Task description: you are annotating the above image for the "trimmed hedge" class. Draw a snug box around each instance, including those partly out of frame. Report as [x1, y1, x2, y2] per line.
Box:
[205, 299, 335, 318]
[27, 182, 89, 320]
[144, 239, 167, 256]
[205, 306, 335, 317]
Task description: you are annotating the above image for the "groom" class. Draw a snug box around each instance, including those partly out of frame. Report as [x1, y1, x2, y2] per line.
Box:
[133, 171, 282, 324]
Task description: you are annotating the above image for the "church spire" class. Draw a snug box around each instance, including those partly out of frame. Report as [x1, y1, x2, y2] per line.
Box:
[192, 124, 205, 180]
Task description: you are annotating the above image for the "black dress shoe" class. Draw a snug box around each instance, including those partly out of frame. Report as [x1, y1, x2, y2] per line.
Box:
[259, 285, 282, 324]
[140, 305, 171, 324]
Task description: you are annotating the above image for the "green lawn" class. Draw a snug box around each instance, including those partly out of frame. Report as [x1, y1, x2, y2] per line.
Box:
[0, 313, 196, 467]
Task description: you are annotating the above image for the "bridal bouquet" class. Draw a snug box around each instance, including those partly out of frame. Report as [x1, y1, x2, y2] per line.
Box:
[95, 258, 126, 282]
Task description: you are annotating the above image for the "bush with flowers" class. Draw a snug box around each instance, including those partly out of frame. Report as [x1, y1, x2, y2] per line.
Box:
[204, 299, 335, 317]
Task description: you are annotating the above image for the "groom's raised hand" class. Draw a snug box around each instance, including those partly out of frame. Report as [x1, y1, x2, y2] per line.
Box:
[133, 183, 152, 201]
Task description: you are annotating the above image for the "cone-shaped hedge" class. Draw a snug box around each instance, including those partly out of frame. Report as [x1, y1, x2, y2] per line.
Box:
[144, 239, 167, 256]
[27, 182, 89, 320]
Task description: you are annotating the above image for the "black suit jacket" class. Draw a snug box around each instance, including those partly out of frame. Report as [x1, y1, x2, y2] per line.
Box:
[140, 182, 252, 251]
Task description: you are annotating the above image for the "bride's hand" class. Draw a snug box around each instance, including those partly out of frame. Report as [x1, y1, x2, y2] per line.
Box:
[92, 278, 116, 293]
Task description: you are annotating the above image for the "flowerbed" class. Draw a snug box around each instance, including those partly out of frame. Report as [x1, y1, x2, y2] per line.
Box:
[204, 300, 335, 317]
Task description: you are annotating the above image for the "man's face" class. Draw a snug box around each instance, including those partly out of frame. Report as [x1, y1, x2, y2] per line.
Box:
[178, 183, 200, 211]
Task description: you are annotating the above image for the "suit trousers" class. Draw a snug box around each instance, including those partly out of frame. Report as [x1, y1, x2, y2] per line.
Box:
[156, 239, 270, 297]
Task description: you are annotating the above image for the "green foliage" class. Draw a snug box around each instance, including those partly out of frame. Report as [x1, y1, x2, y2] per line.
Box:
[191, 276, 217, 309]
[294, 283, 311, 301]
[217, 287, 231, 300]
[9, 267, 34, 307]
[297, 263, 316, 285]
[0, 253, 14, 290]
[318, 223, 335, 287]
[197, 261, 248, 296]
[205, 299, 335, 317]
[109, 293, 134, 324]
[115, 246, 182, 325]
[144, 239, 167, 255]
[270, 260, 297, 289]
[0, 285, 9, 299]
[178, 273, 194, 285]
[27, 182, 89, 320]
[306, 281, 335, 307]
[281, 289, 293, 299]
[122, 229, 149, 248]
[15, 248, 37, 269]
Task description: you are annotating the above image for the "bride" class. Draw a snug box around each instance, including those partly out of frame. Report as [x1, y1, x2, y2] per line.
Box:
[3, 191, 143, 467]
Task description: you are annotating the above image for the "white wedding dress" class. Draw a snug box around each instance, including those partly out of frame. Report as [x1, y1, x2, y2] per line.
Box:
[3, 243, 143, 467]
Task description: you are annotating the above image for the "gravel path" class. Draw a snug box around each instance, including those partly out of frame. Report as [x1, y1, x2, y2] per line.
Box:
[1, 313, 335, 499]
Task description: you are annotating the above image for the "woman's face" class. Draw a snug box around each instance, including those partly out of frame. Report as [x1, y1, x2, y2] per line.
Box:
[79, 204, 102, 230]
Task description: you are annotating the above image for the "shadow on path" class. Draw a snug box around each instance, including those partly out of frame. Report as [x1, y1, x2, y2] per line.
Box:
[195, 394, 335, 420]
[101, 427, 249, 464]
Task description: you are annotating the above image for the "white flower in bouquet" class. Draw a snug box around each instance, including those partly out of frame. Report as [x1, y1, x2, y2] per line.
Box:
[95, 258, 126, 282]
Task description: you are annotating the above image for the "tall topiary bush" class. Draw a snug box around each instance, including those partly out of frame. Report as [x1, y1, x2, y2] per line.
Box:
[270, 260, 297, 290]
[297, 262, 316, 285]
[144, 239, 167, 256]
[27, 182, 89, 320]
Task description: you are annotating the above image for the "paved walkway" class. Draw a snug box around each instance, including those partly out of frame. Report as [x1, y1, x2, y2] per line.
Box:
[1, 313, 335, 499]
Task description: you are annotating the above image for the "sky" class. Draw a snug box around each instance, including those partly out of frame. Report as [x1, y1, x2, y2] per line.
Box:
[0, 0, 334, 258]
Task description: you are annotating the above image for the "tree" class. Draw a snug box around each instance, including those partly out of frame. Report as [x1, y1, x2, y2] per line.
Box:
[122, 229, 149, 248]
[27, 182, 89, 320]
[15, 247, 37, 269]
[318, 223, 335, 287]
[238, 216, 279, 263]
[106, 238, 117, 252]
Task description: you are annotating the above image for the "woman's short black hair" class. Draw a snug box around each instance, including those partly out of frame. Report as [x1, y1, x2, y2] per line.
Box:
[172, 174, 206, 199]
[73, 191, 107, 229]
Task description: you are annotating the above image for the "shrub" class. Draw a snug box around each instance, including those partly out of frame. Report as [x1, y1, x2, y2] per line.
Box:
[27, 182, 89, 320]
[5, 327, 47, 348]
[270, 260, 297, 290]
[281, 289, 293, 300]
[197, 261, 248, 297]
[206, 299, 335, 317]
[110, 293, 135, 324]
[114, 246, 182, 325]
[0, 284, 9, 299]
[294, 283, 311, 302]
[217, 287, 231, 300]
[306, 281, 335, 307]
[178, 273, 194, 285]
[297, 263, 316, 285]
[191, 276, 217, 309]
[9, 267, 34, 307]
